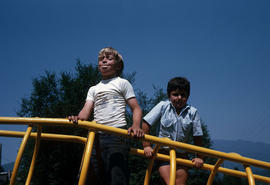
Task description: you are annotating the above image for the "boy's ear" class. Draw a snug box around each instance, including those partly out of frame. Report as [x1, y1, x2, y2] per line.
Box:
[116, 63, 121, 70]
[115, 62, 122, 71]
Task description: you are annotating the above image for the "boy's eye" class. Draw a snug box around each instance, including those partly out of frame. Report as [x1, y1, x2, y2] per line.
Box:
[106, 55, 114, 60]
[172, 93, 187, 98]
[180, 93, 187, 97]
[172, 93, 179, 97]
[98, 56, 104, 61]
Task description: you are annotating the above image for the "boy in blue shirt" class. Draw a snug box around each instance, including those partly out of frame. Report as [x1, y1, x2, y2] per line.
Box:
[142, 77, 204, 185]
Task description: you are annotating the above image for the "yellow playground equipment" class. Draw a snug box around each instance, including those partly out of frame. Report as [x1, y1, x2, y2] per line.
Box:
[0, 117, 270, 185]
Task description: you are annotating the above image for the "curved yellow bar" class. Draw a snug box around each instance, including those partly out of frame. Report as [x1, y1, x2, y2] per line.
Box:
[130, 148, 270, 184]
[1, 117, 269, 170]
[78, 131, 95, 185]
[144, 144, 161, 185]
[9, 125, 33, 185]
[25, 125, 42, 185]
[169, 149, 176, 185]
[0, 130, 87, 143]
[1, 117, 270, 185]
[245, 165, 255, 185]
[207, 158, 224, 185]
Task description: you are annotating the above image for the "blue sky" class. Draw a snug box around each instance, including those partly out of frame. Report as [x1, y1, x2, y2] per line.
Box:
[1, 0, 270, 164]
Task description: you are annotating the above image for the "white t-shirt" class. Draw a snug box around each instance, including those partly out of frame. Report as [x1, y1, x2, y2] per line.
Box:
[86, 77, 135, 128]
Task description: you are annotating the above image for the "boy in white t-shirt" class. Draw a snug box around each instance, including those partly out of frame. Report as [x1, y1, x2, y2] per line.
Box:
[69, 47, 143, 185]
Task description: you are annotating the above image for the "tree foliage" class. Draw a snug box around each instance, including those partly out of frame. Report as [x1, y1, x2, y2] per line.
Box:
[17, 61, 101, 185]
[16, 60, 218, 185]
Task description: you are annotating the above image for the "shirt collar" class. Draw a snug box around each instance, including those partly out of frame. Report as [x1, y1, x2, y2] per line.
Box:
[169, 101, 190, 116]
[101, 76, 118, 84]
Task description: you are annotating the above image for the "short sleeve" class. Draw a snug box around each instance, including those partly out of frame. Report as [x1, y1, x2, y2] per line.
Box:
[121, 79, 135, 100]
[192, 110, 203, 136]
[86, 86, 95, 102]
[143, 101, 164, 126]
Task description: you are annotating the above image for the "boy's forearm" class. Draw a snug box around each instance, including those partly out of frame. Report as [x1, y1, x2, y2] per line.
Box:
[78, 101, 93, 120]
[132, 106, 142, 128]
[143, 141, 151, 148]
[194, 136, 204, 159]
[127, 98, 142, 128]
[78, 110, 89, 120]
[142, 121, 151, 147]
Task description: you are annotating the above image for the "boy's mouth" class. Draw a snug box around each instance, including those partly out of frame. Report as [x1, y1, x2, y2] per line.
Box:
[175, 101, 184, 107]
[100, 65, 109, 69]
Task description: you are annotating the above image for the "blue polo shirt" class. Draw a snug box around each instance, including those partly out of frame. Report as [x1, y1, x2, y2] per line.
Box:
[143, 100, 203, 144]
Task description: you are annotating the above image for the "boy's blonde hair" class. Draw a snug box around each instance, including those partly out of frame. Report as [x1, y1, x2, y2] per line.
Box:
[98, 47, 124, 76]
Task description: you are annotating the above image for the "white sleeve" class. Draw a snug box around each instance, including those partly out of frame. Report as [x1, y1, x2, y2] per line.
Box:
[121, 79, 135, 100]
[86, 86, 95, 102]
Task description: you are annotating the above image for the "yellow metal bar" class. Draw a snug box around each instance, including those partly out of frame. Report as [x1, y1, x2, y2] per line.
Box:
[25, 125, 42, 185]
[130, 148, 270, 184]
[245, 165, 256, 185]
[207, 158, 224, 185]
[78, 138, 88, 181]
[1, 117, 270, 184]
[169, 149, 176, 185]
[1, 117, 269, 170]
[78, 131, 96, 185]
[0, 130, 87, 144]
[9, 125, 33, 185]
[143, 144, 161, 185]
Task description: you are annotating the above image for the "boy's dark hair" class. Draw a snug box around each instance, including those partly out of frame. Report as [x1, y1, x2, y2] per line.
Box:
[98, 47, 124, 76]
[167, 77, 190, 98]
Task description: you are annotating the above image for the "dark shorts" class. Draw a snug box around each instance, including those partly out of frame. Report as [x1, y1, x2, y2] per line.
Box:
[87, 131, 130, 185]
[156, 148, 189, 170]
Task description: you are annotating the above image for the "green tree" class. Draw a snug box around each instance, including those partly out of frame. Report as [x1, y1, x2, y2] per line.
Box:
[0, 166, 9, 185]
[17, 61, 101, 185]
[219, 167, 247, 185]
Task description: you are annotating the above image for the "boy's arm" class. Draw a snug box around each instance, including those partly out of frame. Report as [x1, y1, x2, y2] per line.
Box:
[142, 120, 153, 157]
[68, 101, 94, 123]
[127, 97, 144, 137]
[192, 136, 204, 168]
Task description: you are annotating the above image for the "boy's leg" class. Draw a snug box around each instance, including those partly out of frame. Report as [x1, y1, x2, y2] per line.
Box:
[85, 162, 100, 185]
[108, 152, 129, 185]
[159, 165, 188, 185]
[159, 165, 171, 185]
[85, 133, 106, 185]
[175, 168, 188, 185]
[100, 133, 130, 185]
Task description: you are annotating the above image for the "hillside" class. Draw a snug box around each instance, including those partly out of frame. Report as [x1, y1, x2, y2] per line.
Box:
[2, 162, 14, 172]
[213, 139, 270, 162]
[212, 139, 270, 176]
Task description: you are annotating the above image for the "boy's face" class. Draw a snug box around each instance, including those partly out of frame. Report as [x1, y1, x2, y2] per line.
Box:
[98, 54, 119, 79]
[169, 89, 188, 111]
